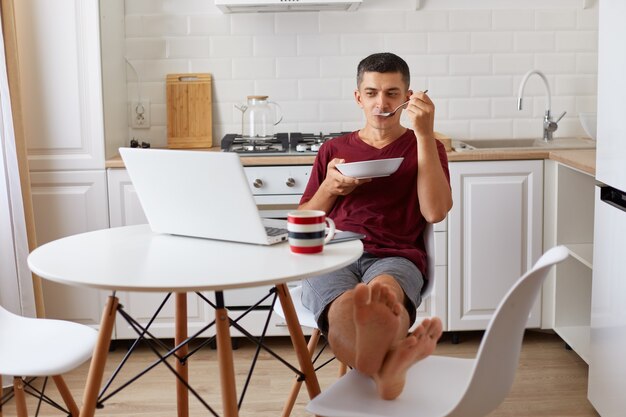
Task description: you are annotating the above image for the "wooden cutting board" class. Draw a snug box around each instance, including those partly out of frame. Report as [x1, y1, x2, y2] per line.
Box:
[166, 73, 212, 148]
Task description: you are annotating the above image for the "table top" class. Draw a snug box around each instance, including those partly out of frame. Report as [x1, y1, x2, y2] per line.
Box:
[27, 225, 363, 292]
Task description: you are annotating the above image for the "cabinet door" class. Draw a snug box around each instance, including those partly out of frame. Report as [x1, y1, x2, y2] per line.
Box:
[107, 168, 147, 227]
[15, 0, 105, 171]
[448, 160, 543, 331]
[30, 170, 109, 327]
[107, 168, 212, 339]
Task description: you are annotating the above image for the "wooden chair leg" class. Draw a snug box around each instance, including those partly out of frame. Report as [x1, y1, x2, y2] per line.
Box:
[280, 329, 321, 417]
[12, 377, 28, 417]
[52, 375, 79, 417]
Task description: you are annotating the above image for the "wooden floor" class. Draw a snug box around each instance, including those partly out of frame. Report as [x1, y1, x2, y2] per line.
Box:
[1, 330, 600, 417]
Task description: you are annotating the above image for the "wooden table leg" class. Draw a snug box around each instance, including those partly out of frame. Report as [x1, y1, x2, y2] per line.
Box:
[175, 293, 189, 417]
[80, 295, 118, 417]
[215, 291, 239, 417]
[275, 283, 321, 399]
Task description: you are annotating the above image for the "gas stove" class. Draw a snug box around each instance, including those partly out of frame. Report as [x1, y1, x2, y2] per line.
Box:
[221, 132, 349, 155]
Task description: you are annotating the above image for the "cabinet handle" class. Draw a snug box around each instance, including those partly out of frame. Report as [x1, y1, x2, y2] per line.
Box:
[286, 177, 295, 187]
[253, 179, 263, 188]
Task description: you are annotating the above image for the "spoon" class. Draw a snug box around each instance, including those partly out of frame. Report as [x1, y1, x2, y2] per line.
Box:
[373, 89, 428, 117]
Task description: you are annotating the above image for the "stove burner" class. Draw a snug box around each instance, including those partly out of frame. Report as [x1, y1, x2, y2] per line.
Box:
[221, 132, 350, 155]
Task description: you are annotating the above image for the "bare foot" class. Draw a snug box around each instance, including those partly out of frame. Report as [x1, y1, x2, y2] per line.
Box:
[353, 282, 404, 376]
[374, 317, 443, 400]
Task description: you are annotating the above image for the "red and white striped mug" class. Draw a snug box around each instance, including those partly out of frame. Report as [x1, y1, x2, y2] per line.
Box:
[287, 210, 336, 254]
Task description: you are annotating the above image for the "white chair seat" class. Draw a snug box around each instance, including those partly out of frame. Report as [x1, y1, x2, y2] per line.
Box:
[0, 306, 97, 376]
[308, 356, 475, 417]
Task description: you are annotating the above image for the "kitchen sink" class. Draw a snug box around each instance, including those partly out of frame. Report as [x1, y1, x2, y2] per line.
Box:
[452, 137, 596, 151]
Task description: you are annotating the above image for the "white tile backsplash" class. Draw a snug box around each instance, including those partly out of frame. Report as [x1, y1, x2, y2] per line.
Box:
[298, 79, 343, 100]
[492, 10, 534, 31]
[534, 53, 577, 73]
[471, 32, 513, 53]
[167, 37, 210, 59]
[275, 13, 320, 34]
[232, 57, 275, 79]
[449, 10, 491, 31]
[449, 55, 491, 75]
[450, 98, 491, 119]
[210, 35, 253, 57]
[253, 35, 297, 56]
[122, 1, 599, 142]
[298, 35, 341, 56]
[189, 15, 231, 35]
[535, 10, 577, 30]
[556, 31, 598, 51]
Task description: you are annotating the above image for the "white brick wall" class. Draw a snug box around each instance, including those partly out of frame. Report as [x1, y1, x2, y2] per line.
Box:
[123, 1, 599, 146]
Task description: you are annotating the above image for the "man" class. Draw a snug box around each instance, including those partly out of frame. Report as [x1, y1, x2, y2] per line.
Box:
[298, 52, 453, 400]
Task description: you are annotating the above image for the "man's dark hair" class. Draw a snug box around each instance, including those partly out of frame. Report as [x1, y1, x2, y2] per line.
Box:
[357, 52, 410, 89]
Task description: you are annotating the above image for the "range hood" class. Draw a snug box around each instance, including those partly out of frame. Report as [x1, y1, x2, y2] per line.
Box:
[215, 0, 362, 13]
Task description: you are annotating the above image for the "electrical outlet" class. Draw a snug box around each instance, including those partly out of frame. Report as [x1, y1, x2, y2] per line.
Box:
[130, 99, 150, 128]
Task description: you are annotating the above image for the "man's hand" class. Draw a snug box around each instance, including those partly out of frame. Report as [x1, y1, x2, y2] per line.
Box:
[321, 158, 372, 196]
[405, 91, 435, 141]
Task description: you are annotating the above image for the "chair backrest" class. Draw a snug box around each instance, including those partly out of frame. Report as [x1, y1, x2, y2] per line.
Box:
[446, 245, 570, 417]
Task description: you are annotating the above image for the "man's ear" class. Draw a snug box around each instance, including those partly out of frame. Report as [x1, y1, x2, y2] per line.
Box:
[354, 89, 364, 108]
[407, 89, 413, 100]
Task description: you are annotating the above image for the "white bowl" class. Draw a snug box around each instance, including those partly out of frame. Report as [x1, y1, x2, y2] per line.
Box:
[579, 112, 597, 140]
[336, 157, 404, 179]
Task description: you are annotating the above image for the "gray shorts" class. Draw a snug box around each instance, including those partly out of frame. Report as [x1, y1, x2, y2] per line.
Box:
[301, 252, 424, 334]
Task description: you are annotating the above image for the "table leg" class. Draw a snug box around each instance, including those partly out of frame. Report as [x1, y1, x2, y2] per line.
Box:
[175, 293, 189, 417]
[215, 291, 239, 417]
[275, 283, 321, 399]
[80, 295, 118, 417]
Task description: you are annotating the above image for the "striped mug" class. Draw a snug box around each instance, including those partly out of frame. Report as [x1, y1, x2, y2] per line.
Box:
[287, 210, 336, 254]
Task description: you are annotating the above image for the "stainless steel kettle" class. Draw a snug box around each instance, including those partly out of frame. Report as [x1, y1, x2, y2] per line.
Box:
[235, 96, 283, 139]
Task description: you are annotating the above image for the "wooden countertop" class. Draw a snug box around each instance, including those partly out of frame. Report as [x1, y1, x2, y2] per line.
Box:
[106, 147, 596, 175]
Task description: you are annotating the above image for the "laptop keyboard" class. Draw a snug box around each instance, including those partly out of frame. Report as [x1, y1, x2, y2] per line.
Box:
[265, 226, 288, 237]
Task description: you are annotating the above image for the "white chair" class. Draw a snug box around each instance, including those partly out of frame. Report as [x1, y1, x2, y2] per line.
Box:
[0, 306, 98, 417]
[306, 245, 570, 417]
[273, 224, 436, 417]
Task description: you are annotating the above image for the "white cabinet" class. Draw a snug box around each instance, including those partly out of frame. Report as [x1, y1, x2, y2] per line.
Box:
[415, 220, 448, 329]
[29, 171, 109, 327]
[448, 160, 543, 331]
[16, 0, 109, 328]
[543, 160, 595, 363]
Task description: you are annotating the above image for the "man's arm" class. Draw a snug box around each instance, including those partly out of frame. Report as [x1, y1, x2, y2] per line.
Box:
[405, 91, 453, 223]
[299, 158, 371, 213]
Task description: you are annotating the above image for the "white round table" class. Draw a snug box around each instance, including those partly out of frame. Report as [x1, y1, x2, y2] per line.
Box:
[28, 224, 363, 417]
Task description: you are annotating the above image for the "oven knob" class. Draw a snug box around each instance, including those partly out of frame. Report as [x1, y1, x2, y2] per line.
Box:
[253, 179, 263, 188]
[286, 177, 296, 187]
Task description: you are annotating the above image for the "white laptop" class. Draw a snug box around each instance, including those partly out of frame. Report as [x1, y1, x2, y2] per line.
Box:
[119, 147, 288, 245]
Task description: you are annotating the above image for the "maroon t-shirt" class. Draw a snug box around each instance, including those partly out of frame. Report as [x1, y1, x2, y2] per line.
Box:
[300, 130, 450, 276]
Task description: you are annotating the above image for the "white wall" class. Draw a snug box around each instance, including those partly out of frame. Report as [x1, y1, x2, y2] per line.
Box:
[118, 0, 598, 148]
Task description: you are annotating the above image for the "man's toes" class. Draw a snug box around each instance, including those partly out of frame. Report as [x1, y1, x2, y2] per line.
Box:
[354, 283, 370, 308]
[370, 283, 383, 302]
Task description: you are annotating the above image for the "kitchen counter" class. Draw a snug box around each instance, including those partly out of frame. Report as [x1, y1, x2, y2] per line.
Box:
[106, 147, 596, 174]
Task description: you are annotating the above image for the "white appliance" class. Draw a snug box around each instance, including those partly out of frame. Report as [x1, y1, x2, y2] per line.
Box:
[215, 0, 361, 13]
[588, 1, 626, 415]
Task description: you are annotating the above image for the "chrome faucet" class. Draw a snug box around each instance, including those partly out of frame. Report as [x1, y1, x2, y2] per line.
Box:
[517, 69, 566, 141]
